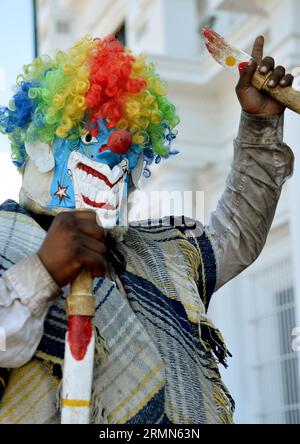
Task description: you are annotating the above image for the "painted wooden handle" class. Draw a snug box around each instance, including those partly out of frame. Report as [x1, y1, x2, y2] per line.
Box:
[71, 268, 93, 296]
[68, 268, 94, 316]
[252, 70, 300, 114]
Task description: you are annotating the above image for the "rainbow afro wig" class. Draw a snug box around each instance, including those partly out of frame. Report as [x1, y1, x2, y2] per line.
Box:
[0, 35, 180, 173]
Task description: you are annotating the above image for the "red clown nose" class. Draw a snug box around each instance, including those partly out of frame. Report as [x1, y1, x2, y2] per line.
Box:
[99, 130, 132, 155]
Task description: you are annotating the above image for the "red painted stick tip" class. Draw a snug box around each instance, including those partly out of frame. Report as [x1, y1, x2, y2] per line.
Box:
[202, 28, 224, 43]
[67, 315, 93, 361]
[202, 28, 211, 39]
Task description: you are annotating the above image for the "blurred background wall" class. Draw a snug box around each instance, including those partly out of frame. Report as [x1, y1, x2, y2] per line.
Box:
[1, 0, 300, 423]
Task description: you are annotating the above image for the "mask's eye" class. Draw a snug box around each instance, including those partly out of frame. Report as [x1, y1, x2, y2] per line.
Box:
[81, 133, 98, 145]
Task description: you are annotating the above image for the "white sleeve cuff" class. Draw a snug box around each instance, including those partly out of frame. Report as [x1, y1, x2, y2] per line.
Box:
[3, 254, 61, 317]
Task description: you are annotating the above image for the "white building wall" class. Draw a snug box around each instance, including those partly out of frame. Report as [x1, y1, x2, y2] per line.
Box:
[36, 0, 300, 423]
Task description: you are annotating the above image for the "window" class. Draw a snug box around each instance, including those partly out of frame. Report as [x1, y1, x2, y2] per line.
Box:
[247, 258, 300, 423]
[276, 288, 300, 424]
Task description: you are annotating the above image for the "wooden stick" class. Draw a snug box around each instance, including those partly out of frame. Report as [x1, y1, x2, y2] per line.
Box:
[67, 269, 94, 317]
[61, 269, 95, 424]
[252, 70, 300, 114]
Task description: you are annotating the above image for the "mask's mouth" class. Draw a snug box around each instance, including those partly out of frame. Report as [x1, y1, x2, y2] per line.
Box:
[77, 162, 126, 189]
[81, 197, 116, 210]
[69, 151, 128, 211]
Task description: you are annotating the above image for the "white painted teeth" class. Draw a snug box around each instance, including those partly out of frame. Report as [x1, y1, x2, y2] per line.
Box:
[80, 182, 88, 197]
[86, 173, 93, 185]
[92, 176, 98, 188]
[68, 151, 128, 210]
[95, 190, 108, 202]
[78, 182, 122, 207]
[77, 169, 87, 181]
[75, 153, 127, 186]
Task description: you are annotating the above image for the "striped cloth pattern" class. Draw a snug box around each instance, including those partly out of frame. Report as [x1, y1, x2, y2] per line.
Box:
[0, 200, 234, 424]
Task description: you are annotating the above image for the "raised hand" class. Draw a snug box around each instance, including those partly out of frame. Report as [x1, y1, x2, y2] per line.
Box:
[236, 36, 294, 116]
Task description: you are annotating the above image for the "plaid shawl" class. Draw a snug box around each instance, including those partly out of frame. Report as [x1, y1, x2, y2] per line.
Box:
[0, 200, 234, 424]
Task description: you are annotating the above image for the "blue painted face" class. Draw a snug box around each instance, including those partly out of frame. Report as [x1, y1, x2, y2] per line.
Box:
[48, 119, 142, 227]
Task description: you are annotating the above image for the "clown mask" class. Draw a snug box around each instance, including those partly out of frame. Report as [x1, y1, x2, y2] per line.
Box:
[1, 35, 180, 229]
[20, 119, 144, 229]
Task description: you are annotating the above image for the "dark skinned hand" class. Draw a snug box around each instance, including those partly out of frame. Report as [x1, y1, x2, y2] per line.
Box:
[236, 36, 294, 116]
[38, 211, 107, 287]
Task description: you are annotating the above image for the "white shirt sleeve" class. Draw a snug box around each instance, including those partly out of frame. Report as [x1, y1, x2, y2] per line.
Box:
[0, 254, 61, 368]
[207, 111, 294, 291]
